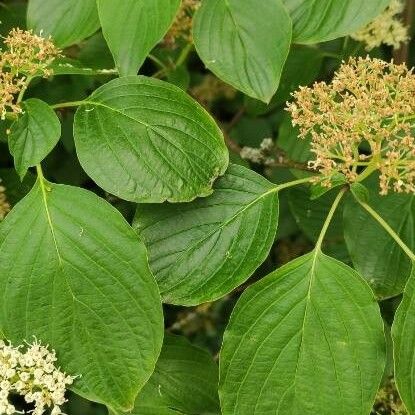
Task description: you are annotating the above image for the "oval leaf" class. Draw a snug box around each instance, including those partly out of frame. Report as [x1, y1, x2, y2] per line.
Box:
[133, 164, 279, 305]
[193, 0, 292, 103]
[343, 191, 414, 298]
[220, 252, 385, 414]
[284, 0, 389, 43]
[97, 0, 180, 76]
[27, 0, 100, 48]
[74, 76, 228, 203]
[0, 179, 164, 412]
[132, 334, 220, 415]
[392, 265, 415, 414]
[8, 98, 61, 179]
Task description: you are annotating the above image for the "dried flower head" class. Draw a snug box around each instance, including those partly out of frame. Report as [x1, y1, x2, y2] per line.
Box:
[2, 28, 60, 77]
[0, 28, 60, 119]
[0, 338, 75, 415]
[286, 57, 415, 195]
[191, 74, 236, 108]
[0, 71, 25, 119]
[164, 0, 200, 48]
[0, 182, 11, 220]
[351, 0, 409, 51]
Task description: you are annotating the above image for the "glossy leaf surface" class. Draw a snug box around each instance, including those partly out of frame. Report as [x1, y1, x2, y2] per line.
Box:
[133, 165, 278, 305]
[220, 252, 385, 414]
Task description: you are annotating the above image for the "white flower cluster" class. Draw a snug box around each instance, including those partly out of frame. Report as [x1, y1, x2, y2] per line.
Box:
[0, 339, 75, 415]
[351, 0, 409, 51]
[240, 138, 275, 166]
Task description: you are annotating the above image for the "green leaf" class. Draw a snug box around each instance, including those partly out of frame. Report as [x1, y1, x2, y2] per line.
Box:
[310, 173, 347, 200]
[273, 45, 324, 106]
[219, 252, 386, 414]
[49, 57, 117, 76]
[350, 182, 370, 204]
[27, 0, 100, 48]
[277, 115, 312, 163]
[392, 265, 415, 414]
[132, 334, 220, 415]
[0, 179, 164, 412]
[133, 164, 279, 305]
[343, 190, 414, 298]
[8, 99, 61, 179]
[74, 76, 228, 203]
[284, 0, 389, 43]
[97, 0, 180, 76]
[193, 0, 292, 103]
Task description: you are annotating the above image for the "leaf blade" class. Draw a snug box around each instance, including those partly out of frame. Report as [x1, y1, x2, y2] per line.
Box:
[343, 190, 414, 298]
[8, 99, 61, 179]
[97, 0, 180, 76]
[74, 76, 229, 203]
[193, 0, 292, 103]
[0, 181, 164, 411]
[133, 164, 279, 305]
[284, 0, 390, 43]
[219, 252, 385, 414]
[392, 265, 415, 414]
[27, 0, 100, 48]
[132, 334, 220, 415]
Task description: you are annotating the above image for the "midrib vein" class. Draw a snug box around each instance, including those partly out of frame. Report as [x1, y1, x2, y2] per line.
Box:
[37, 177, 62, 265]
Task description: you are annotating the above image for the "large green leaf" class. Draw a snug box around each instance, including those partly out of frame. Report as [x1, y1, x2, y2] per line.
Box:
[49, 57, 117, 76]
[27, 0, 100, 48]
[193, 0, 292, 103]
[220, 252, 385, 414]
[8, 99, 61, 179]
[0, 179, 164, 412]
[132, 334, 220, 415]
[97, 0, 180, 76]
[133, 164, 279, 305]
[74, 76, 228, 203]
[283, 0, 389, 43]
[343, 191, 414, 298]
[392, 265, 415, 414]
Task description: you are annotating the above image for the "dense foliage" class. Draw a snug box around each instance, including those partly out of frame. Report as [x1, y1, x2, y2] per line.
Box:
[0, 0, 414, 414]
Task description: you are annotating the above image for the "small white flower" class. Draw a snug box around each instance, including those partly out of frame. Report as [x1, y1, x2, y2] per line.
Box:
[0, 338, 76, 415]
[351, 0, 409, 50]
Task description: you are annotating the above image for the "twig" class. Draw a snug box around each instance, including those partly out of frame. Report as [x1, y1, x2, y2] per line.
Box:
[225, 106, 246, 134]
[393, 0, 415, 63]
[223, 131, 242, 153]
[268, 148, 313, 172]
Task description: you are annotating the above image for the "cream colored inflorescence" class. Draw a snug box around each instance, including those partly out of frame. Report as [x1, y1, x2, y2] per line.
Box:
[351, 0, 409, 51]
[163, 0, 200, 48]
[286, 57, 415, 195]
[0, 28, 60, 120]
[0, 182, 11, 220]
[0, 339, 75, 415]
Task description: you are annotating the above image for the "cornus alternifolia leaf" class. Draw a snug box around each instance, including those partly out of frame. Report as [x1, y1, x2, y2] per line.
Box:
[351, 0, 409, 51]
[0, 339, 75, 415]
[286, 57, 415, 195]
